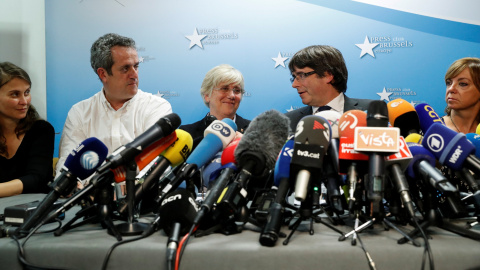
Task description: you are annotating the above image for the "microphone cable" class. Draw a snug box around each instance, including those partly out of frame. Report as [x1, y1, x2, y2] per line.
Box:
[412, 217, 434, 270]
[355, 233, 376, 270]
[174, 223, 199, 270]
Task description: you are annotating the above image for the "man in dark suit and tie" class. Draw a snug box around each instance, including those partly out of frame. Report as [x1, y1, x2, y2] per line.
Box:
[285, 45, 374, 131]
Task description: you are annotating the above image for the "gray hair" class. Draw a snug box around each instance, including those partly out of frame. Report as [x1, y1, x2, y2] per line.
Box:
[200, 64, 244, 107]
[90, 33, 136, 77]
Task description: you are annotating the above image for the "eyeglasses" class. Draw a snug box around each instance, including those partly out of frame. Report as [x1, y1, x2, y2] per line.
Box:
[214, 86, 245, 95]
[290, 71, 316, 83]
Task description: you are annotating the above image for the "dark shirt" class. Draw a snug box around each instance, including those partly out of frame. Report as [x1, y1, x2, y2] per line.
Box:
[0, 120, 55, 193]
[179, 114, 250, 150]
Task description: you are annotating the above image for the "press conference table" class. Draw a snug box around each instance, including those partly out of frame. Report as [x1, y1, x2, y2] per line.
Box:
[0, 194, 479, 270]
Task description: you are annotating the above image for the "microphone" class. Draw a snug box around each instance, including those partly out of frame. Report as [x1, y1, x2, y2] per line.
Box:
[406, 143, 457, 193]
[15, 138, 108, 237]
[414, 103, 445, 134]
[217, 110, 290, 217]
[117, 129, 193, 215]
[466, 133, 480, 158]
[156, 118, 237, 205]
[259, 137, 294, 247]
[221, 137, 241, 166]
[387, 98, 421, 137]
[338, 110, 368, 209]
[111, 131, 178, 183]
[97, 113, 181, 174]
[291, 115, 331, 202]
[158, 189, 199, 268]
[476, 123, 480, 135]
[317, 110, 345, 213]
[422, 123, 480, 192]
[384, 137, 416, 218]
[405, 133, 423, 144]
[361, 101, 395, 215]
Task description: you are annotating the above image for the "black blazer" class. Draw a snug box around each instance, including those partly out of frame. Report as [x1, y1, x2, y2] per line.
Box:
[179, 114, 251, 150]
[284, 95, 374, 132]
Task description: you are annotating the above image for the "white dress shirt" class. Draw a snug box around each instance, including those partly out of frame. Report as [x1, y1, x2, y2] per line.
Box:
[312, 93, 345, 115]
[56, 89, 172, 177]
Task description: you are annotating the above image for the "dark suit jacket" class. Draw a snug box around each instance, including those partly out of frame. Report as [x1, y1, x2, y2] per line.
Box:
[179, 114, 251, 150]
[284, 95, 374, 132]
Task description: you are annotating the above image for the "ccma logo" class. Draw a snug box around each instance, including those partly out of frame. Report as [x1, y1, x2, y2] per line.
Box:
[81, 151, 100, 170]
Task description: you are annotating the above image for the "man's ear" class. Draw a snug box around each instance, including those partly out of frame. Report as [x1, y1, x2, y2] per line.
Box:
[324, 71, 334, 84]
[97, 68, 108, 83]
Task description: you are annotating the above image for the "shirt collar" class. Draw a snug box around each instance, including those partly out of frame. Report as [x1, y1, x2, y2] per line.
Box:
[312, 93, 345, 114]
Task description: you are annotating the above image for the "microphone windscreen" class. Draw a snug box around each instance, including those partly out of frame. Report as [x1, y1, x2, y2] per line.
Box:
[414, 103, 445, 134]
[273, 138, 294, 187]
[367, 100, 389, 127]
[476, 123, 480, 135]
[405, 133, 423, 144]
[159, 189, 199, 235]
[234, 110, 290, 173]
[163, 129, 193, 167]
[202, 153, 222, 186]
[387, 98, 421, 137]
[187, 119, 237, 168]
[221, 137, 241, 165]
[316, 110, 341, 139]
[466, 133, 480, 158]
[157, 113, 182, 135]
[422, 123, 475, 170]
[294, 115, 331, 148]
[406, 142, 436, 178]
[64, 137, 108, 180]
[338, 110, 367, 138]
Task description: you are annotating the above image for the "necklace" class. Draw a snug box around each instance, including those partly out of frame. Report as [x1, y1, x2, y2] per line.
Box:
[449, 114, 461, 133]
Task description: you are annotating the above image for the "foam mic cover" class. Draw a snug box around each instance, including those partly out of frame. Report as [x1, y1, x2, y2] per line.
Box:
[405, 133, 423, 144]
[466, 133, 480, 158]
[64, 137, 108, 180]
[316, 110, 341, 139]
[422, 123, 475, 171]
[367, 101, 389, 127]
[339, 110, 367, 138]
[414, 103, 445, 134]
[234, 110, 291, 176]
[387, 98, 421, 137]
[476, 123, 480, 135]
[202, 152, 222, 187]
[187, 118, 237, 168]
[221, 137, 241, 166]
[273, 138, 294, 187]
[159, 189, 199, 235]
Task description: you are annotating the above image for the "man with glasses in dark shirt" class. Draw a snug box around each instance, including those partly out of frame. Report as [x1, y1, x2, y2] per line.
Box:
[285, 45, 373, 131]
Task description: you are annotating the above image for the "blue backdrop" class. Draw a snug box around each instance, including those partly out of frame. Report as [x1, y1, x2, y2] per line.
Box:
[45, 0, 480, 156]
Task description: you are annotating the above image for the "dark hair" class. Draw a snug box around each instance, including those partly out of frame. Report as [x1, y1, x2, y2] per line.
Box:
[288, 45, 348, 93]
[90, 33, 136, 77]
[0, 62, 40, 157]
[444, 57, 480, 116]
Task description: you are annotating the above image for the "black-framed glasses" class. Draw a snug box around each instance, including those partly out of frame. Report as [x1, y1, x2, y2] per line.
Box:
[290, 71, 316, 83]
[214, 86, 245, 95]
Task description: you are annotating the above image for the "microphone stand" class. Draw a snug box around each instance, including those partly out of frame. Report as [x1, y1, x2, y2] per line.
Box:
[114, 160, 149, 236]
[53, 171, 123, 240]
[283, 185, 344, 245]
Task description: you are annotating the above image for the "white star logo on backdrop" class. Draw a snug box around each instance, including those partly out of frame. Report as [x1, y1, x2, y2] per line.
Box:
[272, 52, 289, 68]
[185, 28, 207, 49]
[286, 106, 294, 112]
[156, 91, 165, 98]
[139, 56, 145, 63]
[355, 36, 379, 58]
[410, 101, 417, 107]
[377, 87, 393, 101]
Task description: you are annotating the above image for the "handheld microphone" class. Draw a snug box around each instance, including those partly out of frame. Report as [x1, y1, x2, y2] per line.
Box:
[422, 123, 480, 192]
[317, 110, 345, 213]
[156, 119, 237, 205]
[217, 110, 290, 218]
[111, 131, 178, 183]
[362, 101, 391, 215]
[259, 138, 294, 247]
[414, 103, 445, 134]
[466, 133, 480, 158]
[387, 98, 421, 138]
[405, 133, 423, 144]
[15, 138, 108, 237]
[117, 129, 193, 215]
[291, 115, 331, 202]
[97, 113, 181, 174]
[338, 110, 368, 209]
